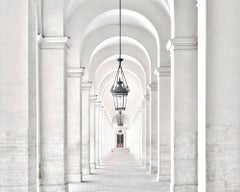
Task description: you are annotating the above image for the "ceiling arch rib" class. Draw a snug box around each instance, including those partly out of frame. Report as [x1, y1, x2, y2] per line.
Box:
[87, 36, 151, 80]
[90, 36, 151, 65]
[82, 25, 157, 81]
[94, 57, 146, 94]
[83, 9, 159, 43]
[65, 0, 170, 24]
[94, 54, 146, 84]
[66, 0, 170, 68]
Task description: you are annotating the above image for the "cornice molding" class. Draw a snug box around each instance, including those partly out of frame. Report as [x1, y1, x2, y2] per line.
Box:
[67, 67, 85, 78]
[40, 36, 70, 49]
[154, 66, 171, 76]
[82, 81, 92, 90]
[166, 37, 198, 51]
[148, 82, 158, 91]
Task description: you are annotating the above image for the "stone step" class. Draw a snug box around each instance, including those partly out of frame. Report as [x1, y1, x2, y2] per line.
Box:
[111, 148, 130, 153]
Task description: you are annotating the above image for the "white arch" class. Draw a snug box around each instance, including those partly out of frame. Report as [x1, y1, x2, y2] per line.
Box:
[90, 36, 151, 67]
[83, 9, 159, 44]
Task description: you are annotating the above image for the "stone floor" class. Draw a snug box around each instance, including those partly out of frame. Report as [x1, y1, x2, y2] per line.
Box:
[69, 150, 169, 192]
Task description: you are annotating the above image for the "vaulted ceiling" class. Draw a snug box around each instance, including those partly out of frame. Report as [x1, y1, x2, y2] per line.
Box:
[64, 0, 171, 127]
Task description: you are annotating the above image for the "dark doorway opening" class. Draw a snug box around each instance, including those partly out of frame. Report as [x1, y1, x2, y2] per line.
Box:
[117, 134, 124, 148]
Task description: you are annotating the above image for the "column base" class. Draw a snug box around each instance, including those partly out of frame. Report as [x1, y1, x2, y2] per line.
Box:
[156, 175, 170, 182]
[40, 184, 68, 192]
[67, 174, 82, 183]
[170, 184, 197, 192]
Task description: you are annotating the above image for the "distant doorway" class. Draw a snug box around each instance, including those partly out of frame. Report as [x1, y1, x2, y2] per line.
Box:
[117, 134, 124, 148]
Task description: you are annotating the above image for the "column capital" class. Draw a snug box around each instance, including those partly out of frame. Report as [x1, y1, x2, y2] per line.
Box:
[148, 82, 158, 91]
[90, 95, 97, 102]
[82, 81, 92, 90]
[95, 101, 102, 108]
[40, 36, 70, 49]
[154, 66, 171, 76]
[67, 67, 85, 78]
[166, 37, 198, 51]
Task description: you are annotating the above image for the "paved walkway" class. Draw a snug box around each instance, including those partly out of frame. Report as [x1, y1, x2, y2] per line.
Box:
[69, 150, 169, 192]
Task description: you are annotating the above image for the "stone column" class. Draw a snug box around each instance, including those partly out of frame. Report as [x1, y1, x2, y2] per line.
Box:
[81, 81, 92, 175]
[145, 94, 151, 171]
[168, 1, 198, 191]
[98, 107, 103, 165]
[95, 101, 101, 166]
[155, 66, 171, 182]
[148, 83, 158, 174]
[168, 41, 198, 191]
[40, 36, 69, 191]
[40, 37, 69, 192]
[141, 101, 147, 166]
[138, 109, 143, 164]
[206, 1, 240, 191]
[0, 1, 37, 191]
[40, 1, 68, 191]
[197, 0, 206, 191]
[67, 67, 84, 183]
[102, 112, 107, 160]
[99, 107, 105, 164]
[90, 95, 97, 170]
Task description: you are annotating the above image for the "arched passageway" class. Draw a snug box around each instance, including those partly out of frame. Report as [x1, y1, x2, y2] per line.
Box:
[2, 0, 240, 192]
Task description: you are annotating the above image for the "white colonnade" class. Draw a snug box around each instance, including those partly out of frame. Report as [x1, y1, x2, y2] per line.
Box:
[2, 1, 240, 192]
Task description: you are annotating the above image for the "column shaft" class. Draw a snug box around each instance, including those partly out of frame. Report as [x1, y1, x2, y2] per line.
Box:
[156, 66, 171, 182]
[145, 95, 151, 171]
[81, 82, 92, 175]
[142, 101, 147, 166]
[90, 96, 97, 170]
[206, 1, 240, 191]
[67, 68, 84, 183]
[168, 38, 198, 192]
[40, 37, 68, 192]
[0, 1, 37, 191]
[149, 83, 158, 174]
[95, 102, 101, 166]
[169, 1, 198, 191]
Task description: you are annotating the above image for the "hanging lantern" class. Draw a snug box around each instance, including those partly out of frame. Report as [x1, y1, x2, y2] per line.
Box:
[111, 59, 129, 111]
[110, 0, 130, 111]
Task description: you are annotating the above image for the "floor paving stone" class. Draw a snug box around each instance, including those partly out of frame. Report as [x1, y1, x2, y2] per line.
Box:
[69, 150, 169, 192]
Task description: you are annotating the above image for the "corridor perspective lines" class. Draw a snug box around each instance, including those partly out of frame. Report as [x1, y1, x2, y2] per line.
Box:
[69, 150, 169, 192]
